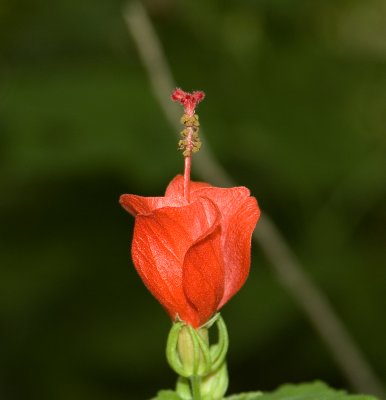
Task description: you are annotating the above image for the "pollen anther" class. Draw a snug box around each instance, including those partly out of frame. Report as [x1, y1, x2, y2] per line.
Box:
[178, 114, 202, 157]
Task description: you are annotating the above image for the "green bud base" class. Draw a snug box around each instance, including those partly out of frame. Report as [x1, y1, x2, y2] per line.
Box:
[166, 314, 229, 400]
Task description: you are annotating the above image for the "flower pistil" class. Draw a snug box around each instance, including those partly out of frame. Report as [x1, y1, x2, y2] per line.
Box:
[172, 88, 205, 202]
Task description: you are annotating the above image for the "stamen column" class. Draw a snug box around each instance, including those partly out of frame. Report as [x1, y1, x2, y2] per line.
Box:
[171, 88, 205, 202]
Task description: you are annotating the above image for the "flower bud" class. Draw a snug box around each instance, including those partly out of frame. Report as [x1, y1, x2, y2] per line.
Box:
[166, 321, 211, 378]
[166, 315, 230, 398]
[177, 325, 211, 376]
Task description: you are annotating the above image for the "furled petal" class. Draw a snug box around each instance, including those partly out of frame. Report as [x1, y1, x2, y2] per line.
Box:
[121, 175, 260, 326]
[183, 205, 224, 327]
[165, 175, 212, 199]
[188, 185, 260, 307]
[219, 196, 260, 307]
[130, 197, 221, 326]
[191, 186, 251, 221]
[119, 194, 186, 216]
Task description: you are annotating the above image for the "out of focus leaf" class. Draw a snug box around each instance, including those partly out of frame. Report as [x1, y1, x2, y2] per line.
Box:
[226, 382, 378, 400]
[151, 390, 182, 400]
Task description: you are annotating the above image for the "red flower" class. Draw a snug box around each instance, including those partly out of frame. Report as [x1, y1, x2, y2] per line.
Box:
[120, 175, 260, 328]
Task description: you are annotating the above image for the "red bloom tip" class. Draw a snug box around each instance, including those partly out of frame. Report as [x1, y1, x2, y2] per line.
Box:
[171, 88, 206, 116]
[120, 175, 260, 328]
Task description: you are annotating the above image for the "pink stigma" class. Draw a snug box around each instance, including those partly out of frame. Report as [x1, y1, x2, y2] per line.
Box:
[171, 88, 205, 116]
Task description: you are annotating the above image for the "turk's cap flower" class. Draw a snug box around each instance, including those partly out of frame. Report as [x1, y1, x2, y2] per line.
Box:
[120, 175, 260, 328]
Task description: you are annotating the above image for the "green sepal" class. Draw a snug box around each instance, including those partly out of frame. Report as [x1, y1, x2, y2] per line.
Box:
[166, 321, 211, 378]
[166, 314, 230, 399]
[166, 322, 187, 377]
[209, 316, 229, 372]
[176, 377, 192, 400]
[201, 360, 228, 400]
[187, 323, 211, 376]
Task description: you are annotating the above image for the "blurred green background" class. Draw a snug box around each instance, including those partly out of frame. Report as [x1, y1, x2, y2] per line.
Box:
[1, 0, 386, 399]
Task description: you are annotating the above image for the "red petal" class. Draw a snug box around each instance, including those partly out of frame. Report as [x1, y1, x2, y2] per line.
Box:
[191, 186, 251, 221]
[130, 197, 221, 326]
[165, 175, 212, 199]
[119, 194, 185, 216]
[219, 196, 260, 307]
[189, 186, 260, 308]
[183, 223, 224, 327]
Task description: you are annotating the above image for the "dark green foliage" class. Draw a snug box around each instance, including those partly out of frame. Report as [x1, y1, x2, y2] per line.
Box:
[153, 382, 379, 400]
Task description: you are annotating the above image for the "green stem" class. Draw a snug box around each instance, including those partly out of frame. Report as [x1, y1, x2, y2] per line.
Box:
[190, 375, 202, 400]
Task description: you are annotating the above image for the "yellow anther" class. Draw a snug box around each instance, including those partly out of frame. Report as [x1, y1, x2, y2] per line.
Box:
[178, 113, 202, 156]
